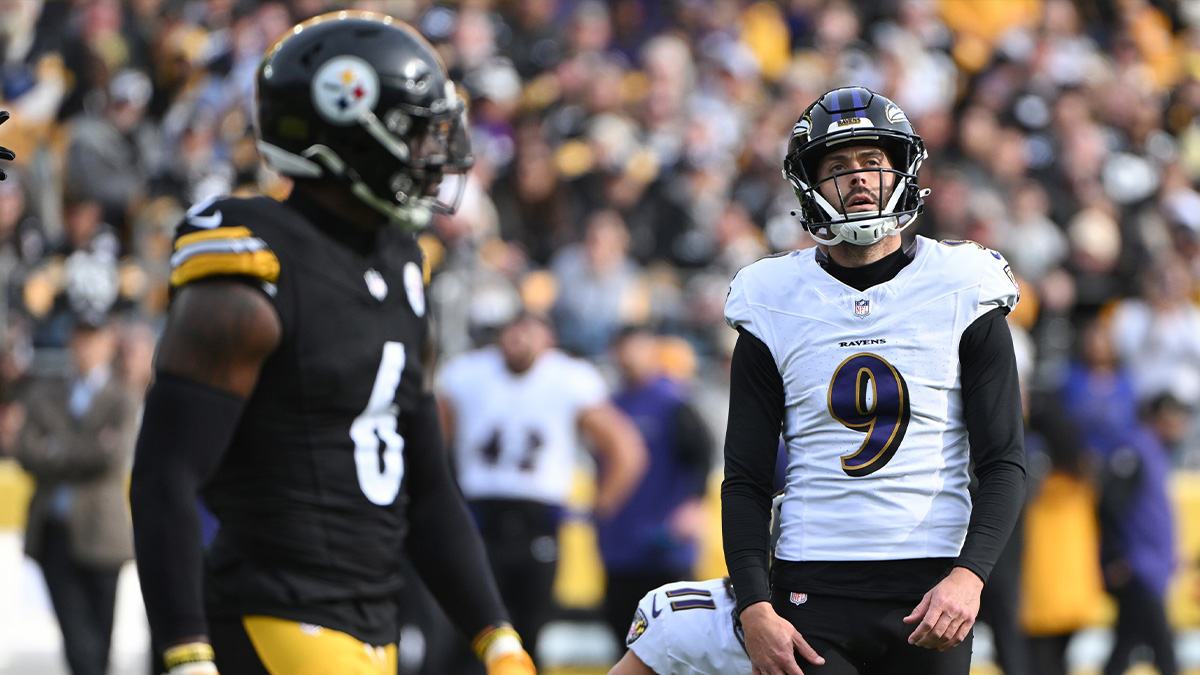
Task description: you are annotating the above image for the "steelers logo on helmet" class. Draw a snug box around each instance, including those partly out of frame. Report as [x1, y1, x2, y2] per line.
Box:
[312, 55, 381, 125]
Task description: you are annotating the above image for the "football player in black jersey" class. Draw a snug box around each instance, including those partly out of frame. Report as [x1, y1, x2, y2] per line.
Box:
[128, 12, 535, 675]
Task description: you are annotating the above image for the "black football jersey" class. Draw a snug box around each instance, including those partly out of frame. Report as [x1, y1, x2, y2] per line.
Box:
[169, 194, 432, 644]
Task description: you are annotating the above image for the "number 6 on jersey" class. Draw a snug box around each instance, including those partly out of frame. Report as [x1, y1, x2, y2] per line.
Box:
[827, 352, 911, 477]
[352, 341, 406, 505]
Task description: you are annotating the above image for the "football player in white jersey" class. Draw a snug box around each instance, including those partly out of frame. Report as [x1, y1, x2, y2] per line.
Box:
[609, 496, 783, 675]
[721, 87, 1026, 675]
[608, 578, 750, 675]
[437, 311, 648, 667]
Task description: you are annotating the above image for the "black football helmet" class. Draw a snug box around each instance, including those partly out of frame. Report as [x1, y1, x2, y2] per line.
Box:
[256, 11, 472, 230]
[782, 87, 928, 246]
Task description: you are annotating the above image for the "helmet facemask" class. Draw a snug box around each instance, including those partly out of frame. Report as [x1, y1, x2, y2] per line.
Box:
[358, 84, 473, 218]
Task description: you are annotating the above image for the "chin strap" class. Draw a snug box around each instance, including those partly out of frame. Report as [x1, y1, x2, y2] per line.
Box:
[348, 180, 433, 232]
[259, 141, 434, 233]
[302, 145, 435, 233]
[793, 188, 931, 247]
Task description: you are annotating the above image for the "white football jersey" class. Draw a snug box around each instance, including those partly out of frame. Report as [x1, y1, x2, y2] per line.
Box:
[725, 236, 1020, 562]
[437, 346, 608, 505]
[625, 579, 751, 675]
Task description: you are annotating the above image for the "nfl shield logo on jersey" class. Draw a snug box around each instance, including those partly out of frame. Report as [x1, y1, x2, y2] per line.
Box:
[854, 299, 870, 318]
[364, 269, 388, 301]
[790, 592, 807, 605]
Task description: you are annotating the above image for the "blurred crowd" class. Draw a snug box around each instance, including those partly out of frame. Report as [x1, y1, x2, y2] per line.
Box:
[0, 0, 1192, 437]
[0, 0, 1199, 669]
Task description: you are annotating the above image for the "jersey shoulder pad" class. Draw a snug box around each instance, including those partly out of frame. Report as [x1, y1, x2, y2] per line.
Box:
[437, 347, 495, 397]
[170, 197, 283, 289]
[725, 251, 806, 345]
[627, 579, 732, 672]
[932, 238, 1020, 313]
[549, 349, 609, 406]
[625, 586, 669, 653]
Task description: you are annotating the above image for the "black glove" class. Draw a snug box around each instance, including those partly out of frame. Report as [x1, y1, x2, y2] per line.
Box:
[0, 111, 15, 180]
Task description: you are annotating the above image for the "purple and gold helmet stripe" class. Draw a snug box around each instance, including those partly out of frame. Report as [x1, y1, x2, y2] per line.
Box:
[828, 87, 867, 122]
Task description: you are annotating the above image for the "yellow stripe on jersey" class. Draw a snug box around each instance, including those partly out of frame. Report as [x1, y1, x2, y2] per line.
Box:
[169, 250, 280, 287]
[170, 225, 280, 287]
[172, 234, 269, 269]
[241, 615, 397, 675]
[174, 226, 256, 250]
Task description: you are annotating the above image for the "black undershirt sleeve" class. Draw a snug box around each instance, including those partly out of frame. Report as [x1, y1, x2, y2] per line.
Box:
[721, 328, 786, 614]
[129, 373, 247, 648]
[403, 393, 510, 637]
[954, 307, 1027, 584]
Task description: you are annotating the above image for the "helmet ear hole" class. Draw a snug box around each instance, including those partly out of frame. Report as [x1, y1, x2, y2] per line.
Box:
[390, 173, 415, 200]
[385, 110, 411, 136]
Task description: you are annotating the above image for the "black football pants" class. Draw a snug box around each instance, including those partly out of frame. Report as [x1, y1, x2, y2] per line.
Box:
[771, 587, 974, 675]
[471, 499, 560, 664]
[1103, 577, 1176, 675]
[38, 520, 121, 675]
